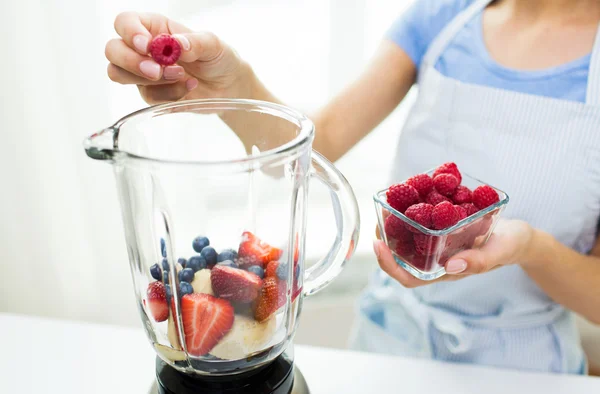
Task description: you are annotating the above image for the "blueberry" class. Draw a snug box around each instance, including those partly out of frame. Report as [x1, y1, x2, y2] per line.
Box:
[165, 284, 172, 302]
[187, 255, 207, 272]
[247, 265, 264, 279]
[216, 260, 237, 268]
[162, 258, 170, 272]
[163, 271, 170, 283]
[179, 281, 193, 296]
[217, 249, 238, 263]
[192, 236, 210, 253]
[201, 246, 218, 267]
[276, 263, 289, 281]
[294, 264, 300, 279]
[150, 263, 162, 281]
[179, 268, 195, 283]
[160, 238, 167, 257]
[177, 257, 187, 268]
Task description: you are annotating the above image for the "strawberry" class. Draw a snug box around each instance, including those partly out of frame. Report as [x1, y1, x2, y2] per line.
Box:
[431, 201, 460, 230]
[265, 260, 280, 278]
[386, 183, 420, 213]
[405, 203, 434, 231]
[406, 174, 434, 198]
[425, 190, 451, 206]
[181, 293, 234, 356]
[472, 185, 500, 209]
[433, 173, 459, 197]
[254, 277, 287, 322]
[452, 185, 472, 204]
[432, 162, 462, 184]
[147, 281, 169, 322]
[237, 231, 283, 269]
[210, 265, 263, 303]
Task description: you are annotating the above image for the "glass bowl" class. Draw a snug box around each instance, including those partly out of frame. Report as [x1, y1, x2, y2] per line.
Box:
[373, 171, 509, 281]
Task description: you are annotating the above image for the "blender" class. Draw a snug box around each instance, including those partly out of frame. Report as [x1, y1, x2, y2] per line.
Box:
[84, 99, 360, 393]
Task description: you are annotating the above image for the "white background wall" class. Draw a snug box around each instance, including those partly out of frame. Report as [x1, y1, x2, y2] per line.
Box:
[0, 0, 415, 327]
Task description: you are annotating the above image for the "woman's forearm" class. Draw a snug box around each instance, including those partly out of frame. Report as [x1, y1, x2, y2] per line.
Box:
[522, 229, 600, 324]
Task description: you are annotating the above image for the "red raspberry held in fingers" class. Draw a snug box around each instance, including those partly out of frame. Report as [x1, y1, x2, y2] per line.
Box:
[452, 185, 472, 204]
[472, 185, 500, 209]
[406, 174, 434, 198]
[431, 201, 460, 230]
[386, 183, 420, 213]
[460, 203, 479, 216]
[432, 162, 462, 184]
[384, 215, 414, 256]
[433, 174, 459, 197]
[425, 190, 451, 206]
[454, 205, 468, 220]
[405, 203, 434, 230]
[149, 34, 182, 66]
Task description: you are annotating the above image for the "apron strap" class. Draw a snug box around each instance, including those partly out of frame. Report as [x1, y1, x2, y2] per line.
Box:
[585, 24, 600, 105]
[421, 0, 493, 68]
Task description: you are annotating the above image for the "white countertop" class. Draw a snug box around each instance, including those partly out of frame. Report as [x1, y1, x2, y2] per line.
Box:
[2, 312, 599, 393]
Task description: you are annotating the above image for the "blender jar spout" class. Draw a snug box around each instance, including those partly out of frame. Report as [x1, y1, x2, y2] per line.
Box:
[83, 126, 118, 161]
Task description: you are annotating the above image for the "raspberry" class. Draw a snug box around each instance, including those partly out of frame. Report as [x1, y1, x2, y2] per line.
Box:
[433, 174, 459, 197]
[454, 205, 467, 220]
[472, 185, 500, 209]
[384, 215, 414, 256]
[431, 201, 460, 230]
[460, 203, 479, 216]
[149, 34, 182, 66]
[425, 191, 451, 206]
[452, 185, 472, 204]
[432, 162, 462, 184]
[386, 183, 420, 213]
[406, 174, 434, 198]
[413, 234, 441, 256]
[405, 203, 434, 231]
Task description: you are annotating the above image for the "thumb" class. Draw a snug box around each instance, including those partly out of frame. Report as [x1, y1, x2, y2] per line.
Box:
[173, 32, 225, 63]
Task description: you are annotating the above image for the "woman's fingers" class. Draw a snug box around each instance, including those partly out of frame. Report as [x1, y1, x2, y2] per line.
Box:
[107, 64, 185, 85]
[113, 12, 158, 54]
[138, 78, 198, 105]
[173, 31, 224, 63]
[105, 38, 165, 81]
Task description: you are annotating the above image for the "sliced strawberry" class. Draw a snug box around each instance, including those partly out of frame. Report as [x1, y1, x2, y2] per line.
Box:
[237, 231, 283, 268]
[147, 282, 168, 322]
[210, 265, 262, 303]
[254, 277, 287, 322]
[265, 260, 280, 278]
[181, 293, 234, 356]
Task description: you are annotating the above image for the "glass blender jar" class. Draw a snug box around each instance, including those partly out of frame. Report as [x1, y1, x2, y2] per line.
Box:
[84, 99, 360, 393]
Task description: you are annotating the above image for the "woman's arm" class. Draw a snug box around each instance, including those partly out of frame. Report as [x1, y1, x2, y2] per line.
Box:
[244, 40, 417, 162]
[521, 230, 600, 325]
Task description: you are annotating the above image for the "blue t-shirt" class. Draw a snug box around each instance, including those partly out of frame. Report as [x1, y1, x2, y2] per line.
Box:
[386, 0, 590, 102]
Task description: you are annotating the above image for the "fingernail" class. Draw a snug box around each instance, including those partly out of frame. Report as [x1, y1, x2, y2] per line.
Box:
[173, 34, 191, 51]
[186, 78, 199, 91]
[133, 35, 149, 54]
[140, 60, 161, 80]
[163, 66, 184, 80]
[446, 259, 467, 274]
[373, 240, 381, 260]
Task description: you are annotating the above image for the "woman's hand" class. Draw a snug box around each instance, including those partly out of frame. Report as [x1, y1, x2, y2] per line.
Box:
[373, 219, 534, 288]
[105, 12, 252, 105]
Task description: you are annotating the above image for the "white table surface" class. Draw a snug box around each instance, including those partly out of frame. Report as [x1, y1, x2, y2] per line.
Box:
[2, 313, 600, 393]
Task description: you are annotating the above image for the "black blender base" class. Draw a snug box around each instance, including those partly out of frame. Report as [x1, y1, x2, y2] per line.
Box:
[150, 355, 309, 394]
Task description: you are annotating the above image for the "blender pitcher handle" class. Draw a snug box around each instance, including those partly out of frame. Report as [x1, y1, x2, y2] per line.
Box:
[303, 151, 360, 297]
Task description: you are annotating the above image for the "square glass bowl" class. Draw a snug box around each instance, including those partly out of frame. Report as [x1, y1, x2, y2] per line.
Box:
[373, 171, 509, 281]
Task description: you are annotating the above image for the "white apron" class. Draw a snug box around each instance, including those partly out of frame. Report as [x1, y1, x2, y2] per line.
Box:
[350, 0, 600, 374]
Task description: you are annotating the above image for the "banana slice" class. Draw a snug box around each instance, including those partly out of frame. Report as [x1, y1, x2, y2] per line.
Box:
[154, 343, 186, 362]
[191, 269, 213, 295]
[210, 314, 276, 360]
[167, 315, 182, 350]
